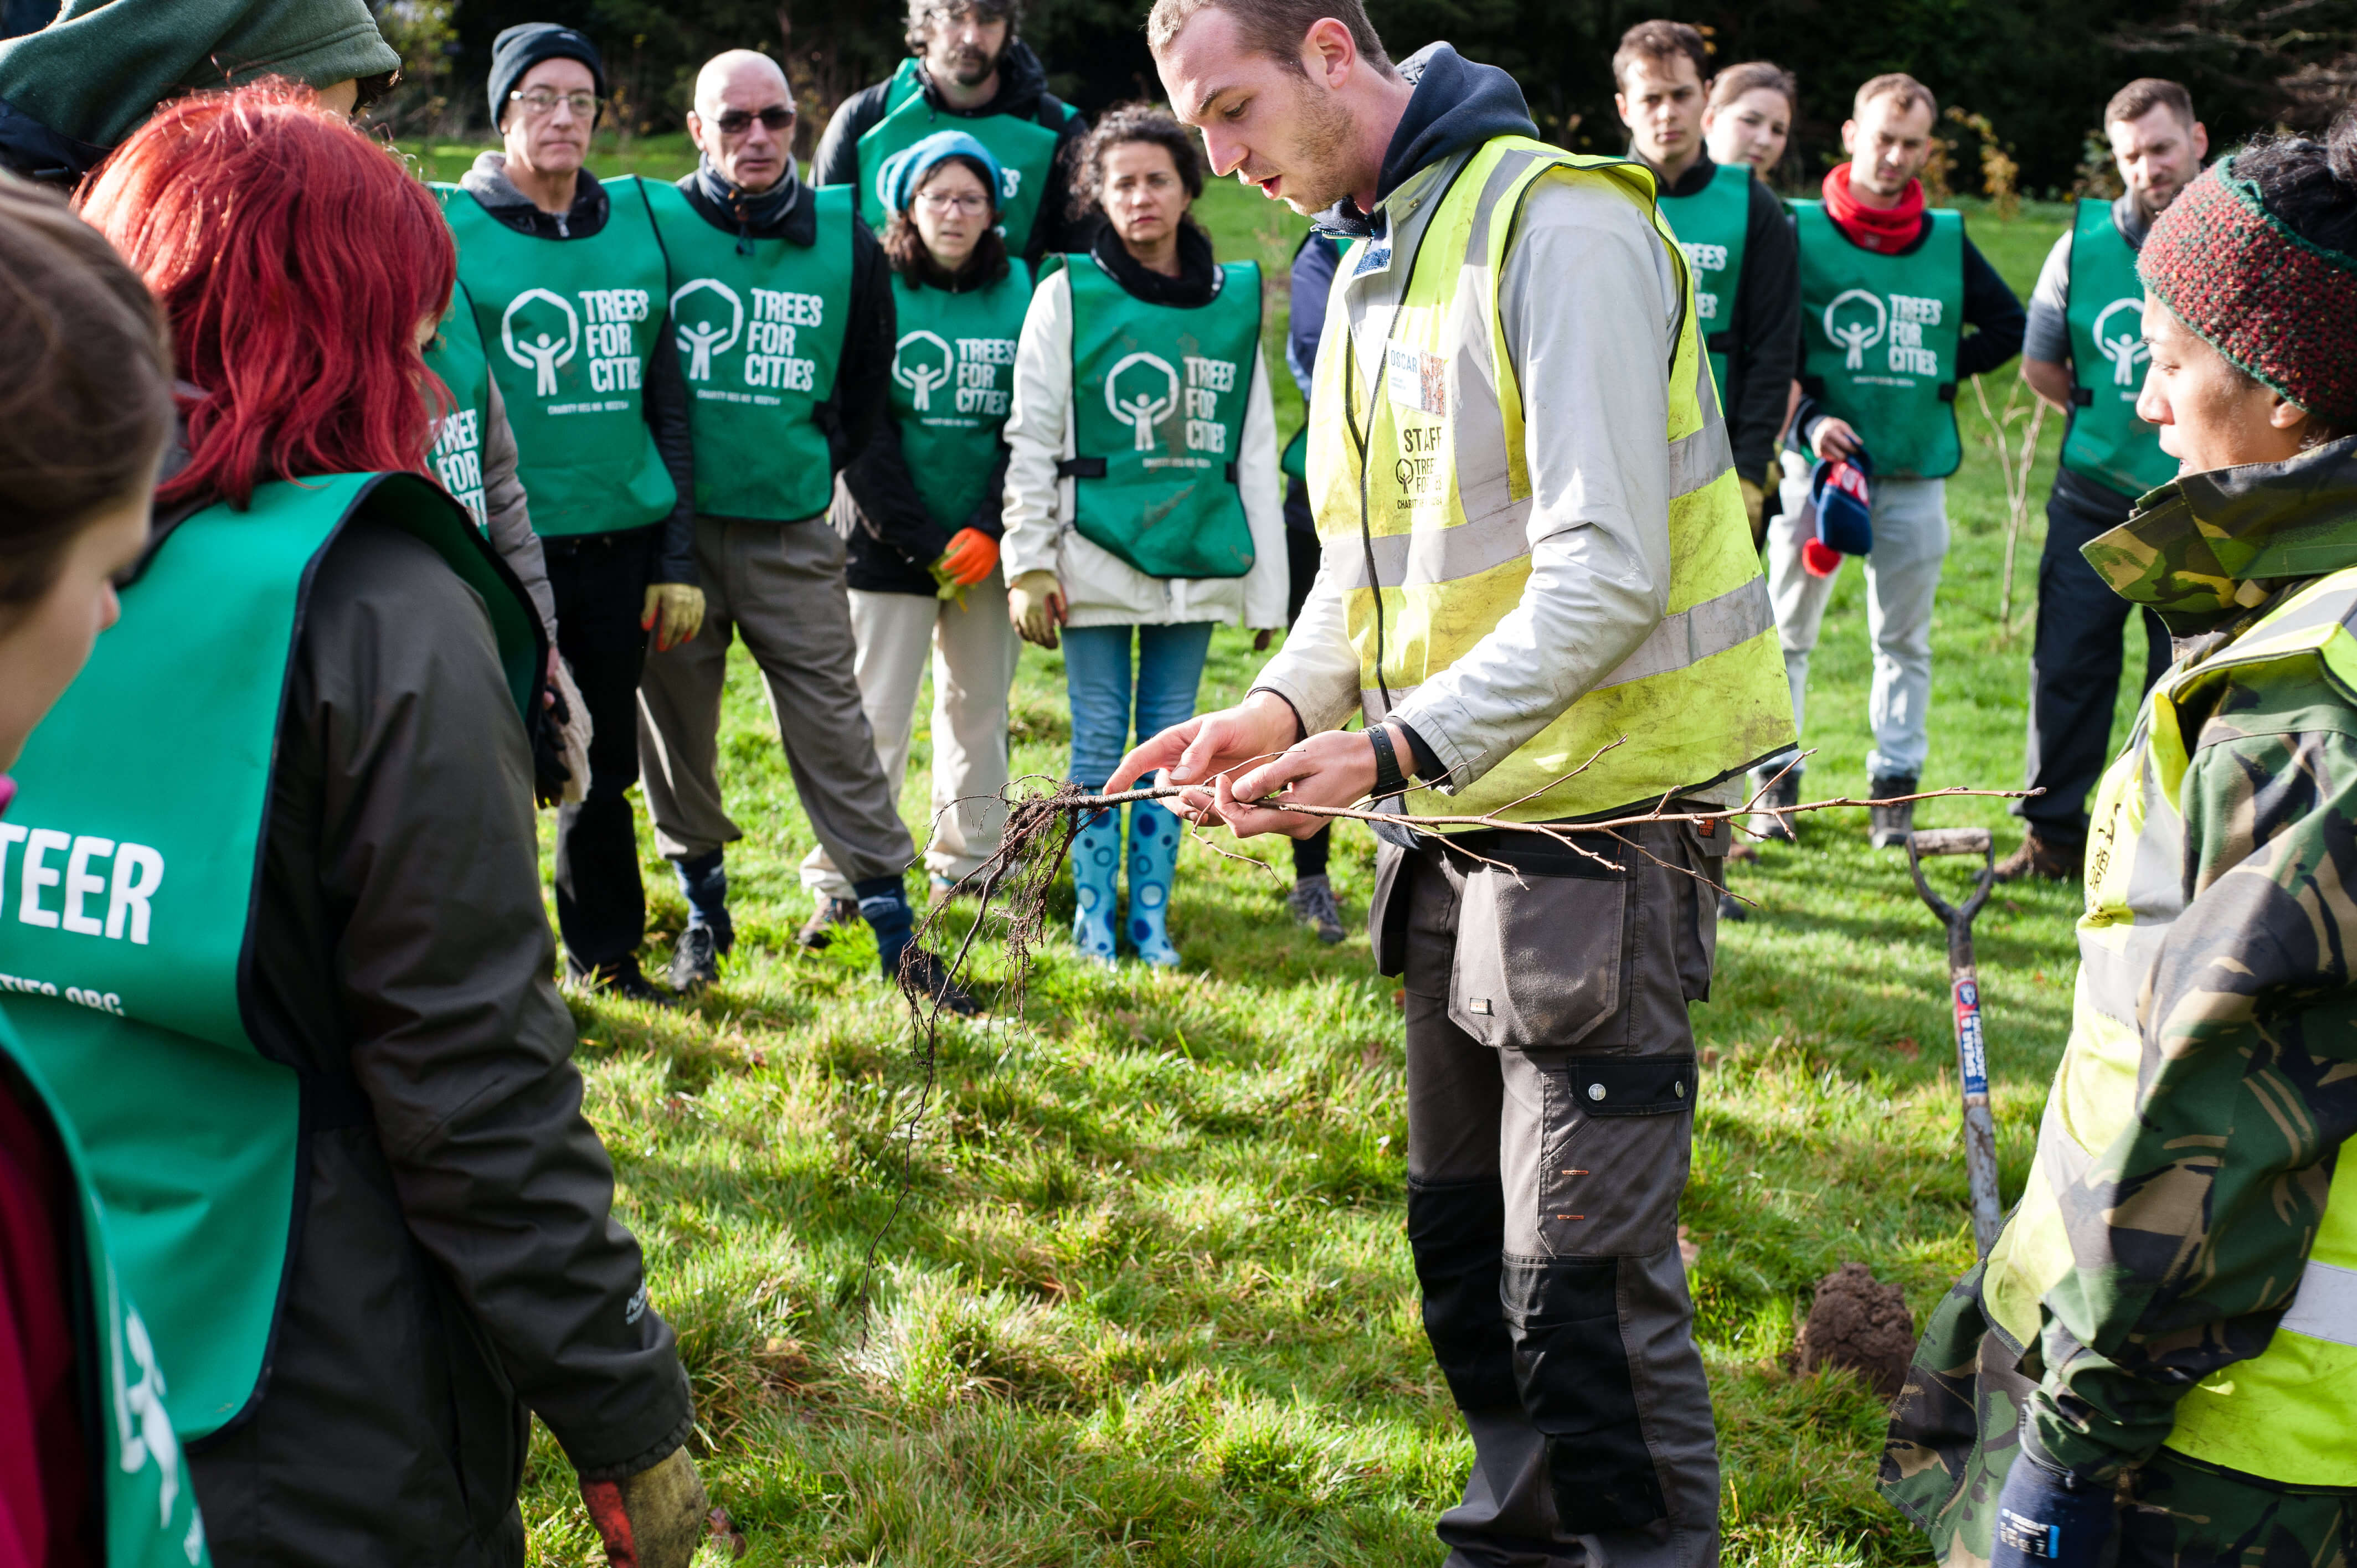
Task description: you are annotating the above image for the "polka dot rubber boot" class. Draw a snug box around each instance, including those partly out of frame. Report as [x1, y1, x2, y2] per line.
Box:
[1126, 800, 1182, 968]
[1069, 803, 1120, 963]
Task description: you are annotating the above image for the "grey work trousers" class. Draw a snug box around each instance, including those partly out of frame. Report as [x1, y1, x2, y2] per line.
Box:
[1376, 817, 1725, 1568]
[635, 515, 915, 885]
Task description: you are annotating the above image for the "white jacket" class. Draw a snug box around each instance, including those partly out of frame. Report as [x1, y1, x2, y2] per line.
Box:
[1000, 262, 1289, 630]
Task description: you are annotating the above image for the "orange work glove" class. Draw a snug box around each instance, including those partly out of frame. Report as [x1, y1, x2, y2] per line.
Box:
[938, 527, 1000, 589]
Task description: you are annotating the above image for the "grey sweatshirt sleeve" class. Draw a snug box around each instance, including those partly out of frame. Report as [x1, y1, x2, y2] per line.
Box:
[1381, 178, 1677, 792]
[288, 522, 693, 1477]
[478, 378, 558, 644]
[2025, 229, 2075, 367]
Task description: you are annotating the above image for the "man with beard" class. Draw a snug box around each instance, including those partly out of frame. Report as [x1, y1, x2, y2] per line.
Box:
[1614, 19, 1798, 546]
[814, 0, 1089, 266]
[1759, 73, 2024, 847]
[1115, 0, 1794, 1561]
[1999, 79, 2207, 881]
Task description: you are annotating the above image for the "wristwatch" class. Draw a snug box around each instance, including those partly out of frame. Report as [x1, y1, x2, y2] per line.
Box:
[1367, 722, 1412, 800]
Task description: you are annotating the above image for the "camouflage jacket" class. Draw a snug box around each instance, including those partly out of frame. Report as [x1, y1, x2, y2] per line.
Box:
[1885, 437, 2357, 1545]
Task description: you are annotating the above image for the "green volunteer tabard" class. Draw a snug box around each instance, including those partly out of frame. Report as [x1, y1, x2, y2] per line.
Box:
[423, 278, 493, 528]
[644, 181, 855, 523]
[853, 58, 1073, 257]
[0, 473, 538, 1446]
[2061, 197, 2179, 499]
[1792, 200, 1965, 478]
[888, 259, 1032, 528]
[1657, 159, 1749, 399]
[439, 177, 677, 537]
[1060, 252, 1260, 580]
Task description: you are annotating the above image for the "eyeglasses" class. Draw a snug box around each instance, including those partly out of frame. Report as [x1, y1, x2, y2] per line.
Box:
[510, 88, 598, 120]
[915, 190, 990, 214]
[714, 105, 794, 135]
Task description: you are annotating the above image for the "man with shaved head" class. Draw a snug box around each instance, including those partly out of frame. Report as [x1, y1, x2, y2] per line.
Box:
[639, 49, 976, 1013]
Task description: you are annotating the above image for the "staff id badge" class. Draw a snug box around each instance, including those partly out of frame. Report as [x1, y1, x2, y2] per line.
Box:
[1386, 345, 1447, 417]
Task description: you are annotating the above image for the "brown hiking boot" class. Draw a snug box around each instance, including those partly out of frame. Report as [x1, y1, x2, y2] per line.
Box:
[1994, 828, 2083, 883]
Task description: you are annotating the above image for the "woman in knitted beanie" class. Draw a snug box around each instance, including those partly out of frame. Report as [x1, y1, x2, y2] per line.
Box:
[1879, 109, 2357, 1568]
[2133, 109, 2357, 470]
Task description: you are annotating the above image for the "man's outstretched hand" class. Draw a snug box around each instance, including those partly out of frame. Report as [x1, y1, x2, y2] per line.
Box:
[1104, 690, 1300, 798]
[1106, 694, 1396, 842]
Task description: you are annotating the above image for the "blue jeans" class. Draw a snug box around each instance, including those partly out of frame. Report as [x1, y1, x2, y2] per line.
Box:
[1062, 622, 1216, 788]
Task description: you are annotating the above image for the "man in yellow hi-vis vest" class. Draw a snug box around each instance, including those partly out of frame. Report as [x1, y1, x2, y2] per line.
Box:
[1112, 3, 1794, 1562]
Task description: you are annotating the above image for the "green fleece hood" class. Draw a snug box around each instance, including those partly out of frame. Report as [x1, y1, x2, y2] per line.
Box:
[2082, 435, 2357, 632]
[0, 0, 397, 149]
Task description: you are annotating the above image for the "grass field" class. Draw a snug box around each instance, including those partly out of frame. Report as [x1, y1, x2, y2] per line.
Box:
[485, 135, 2115, 1564]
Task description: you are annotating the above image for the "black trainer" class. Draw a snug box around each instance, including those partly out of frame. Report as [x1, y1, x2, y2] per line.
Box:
[1753, 771, 1800, 843]
[563, 954, 673, 1007]
[1716, 889, 1748, 923]
[897, 947, 983, 1018]
[670, 924, 721, 996]
[795, 895, 860, 951]
[1869, 773, 1918, 849]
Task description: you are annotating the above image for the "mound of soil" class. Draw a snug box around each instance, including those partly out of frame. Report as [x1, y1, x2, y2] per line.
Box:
[1793, 1263, 1915, 1399]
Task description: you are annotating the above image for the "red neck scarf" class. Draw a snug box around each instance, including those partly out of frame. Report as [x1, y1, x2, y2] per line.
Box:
[1822, 162, 1926, 255]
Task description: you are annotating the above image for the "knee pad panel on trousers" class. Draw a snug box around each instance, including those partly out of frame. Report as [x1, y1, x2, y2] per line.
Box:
[1407, 1177, 1519, 1411]
[1502, 1255, 1668, 1534]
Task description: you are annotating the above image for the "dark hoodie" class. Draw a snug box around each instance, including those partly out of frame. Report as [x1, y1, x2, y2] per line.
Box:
[1314, 43, 1537, 238]
[812, 39, 1092, 264]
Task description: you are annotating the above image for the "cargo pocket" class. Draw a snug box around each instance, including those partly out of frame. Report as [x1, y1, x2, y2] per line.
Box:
[1537, 1057, 1697, 1259]
[1679, 819, 1729, 1004]
[1448, 857, 1630, 1050]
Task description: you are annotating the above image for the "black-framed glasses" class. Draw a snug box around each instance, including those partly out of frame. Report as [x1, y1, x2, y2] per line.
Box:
[510, 87, 598, 120]
[714, 105, 794, 135]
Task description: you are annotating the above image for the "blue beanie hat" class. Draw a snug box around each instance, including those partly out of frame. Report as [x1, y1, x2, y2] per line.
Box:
[490, 23, 605, 129]
[874, 130, 1005, 218]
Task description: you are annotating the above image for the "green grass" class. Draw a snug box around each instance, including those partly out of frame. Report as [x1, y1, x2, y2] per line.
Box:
[500, 163, 2109, 1562]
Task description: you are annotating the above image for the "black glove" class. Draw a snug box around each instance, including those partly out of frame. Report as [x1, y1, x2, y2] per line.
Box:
[531, 675, 574, 808]
[1991, 1451, 2116, 1567]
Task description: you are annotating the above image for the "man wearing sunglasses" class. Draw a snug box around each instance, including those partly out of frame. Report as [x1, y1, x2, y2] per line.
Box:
[814, 0, 1090, 264]
[637, 49, 978, 1014]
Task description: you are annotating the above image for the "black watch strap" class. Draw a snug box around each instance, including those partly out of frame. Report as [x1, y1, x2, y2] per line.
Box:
[1368, 722, 1411, 799]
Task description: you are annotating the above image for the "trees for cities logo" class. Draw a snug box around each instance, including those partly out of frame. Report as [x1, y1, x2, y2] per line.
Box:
[894, 329, 955, 411]
[2091, 297, 2148, 387]
[501, 287, 578, 396]
[1823, 287, 1887, 370]
[1105, 352, 1179, 451]
[671, 277, 744, 381]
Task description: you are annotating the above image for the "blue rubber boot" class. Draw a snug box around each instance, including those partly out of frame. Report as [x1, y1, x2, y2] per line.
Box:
[1125, 801, 1182, 967]
[1069, 804, 1120, 962]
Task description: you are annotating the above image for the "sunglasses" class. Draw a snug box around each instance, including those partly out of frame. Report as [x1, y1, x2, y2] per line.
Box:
[714, 105, 794, 135]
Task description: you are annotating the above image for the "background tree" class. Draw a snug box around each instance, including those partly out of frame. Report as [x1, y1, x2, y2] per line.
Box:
[419, 0, 2352, 195]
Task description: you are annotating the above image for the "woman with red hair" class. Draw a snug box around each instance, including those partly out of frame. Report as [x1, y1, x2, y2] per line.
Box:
[0, 82, 712, 1568]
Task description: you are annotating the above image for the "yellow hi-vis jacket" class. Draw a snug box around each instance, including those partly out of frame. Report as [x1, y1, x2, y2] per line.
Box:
[1305, 135, 1793, 824]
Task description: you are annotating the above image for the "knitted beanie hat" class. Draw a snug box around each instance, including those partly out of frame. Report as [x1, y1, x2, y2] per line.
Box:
[2138, 148, 2357, 427]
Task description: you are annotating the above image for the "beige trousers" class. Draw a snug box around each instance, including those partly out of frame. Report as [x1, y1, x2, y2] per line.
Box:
[802, 569, 1019, 897]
